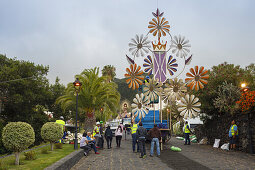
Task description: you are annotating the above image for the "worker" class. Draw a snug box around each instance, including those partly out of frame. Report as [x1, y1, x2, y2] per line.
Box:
[93, 122, 101, 148]
[144, 76, 150, 84]
[131, 119, 140, 152]
[184, 121, 191, 145]
[56, 116, 65, 143]
[229, 120, 238, 150]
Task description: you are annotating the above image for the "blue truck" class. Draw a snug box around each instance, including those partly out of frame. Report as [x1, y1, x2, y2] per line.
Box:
[134, 108, 171, 143]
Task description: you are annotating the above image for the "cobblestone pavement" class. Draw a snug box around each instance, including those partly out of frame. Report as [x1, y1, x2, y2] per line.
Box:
[163, 137, 255, 170]
[72, 134, 172, 170]
[72, 134, 255, 170]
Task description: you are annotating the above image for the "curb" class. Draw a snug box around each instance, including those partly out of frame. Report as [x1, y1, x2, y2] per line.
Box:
[44, 149, 83, 170]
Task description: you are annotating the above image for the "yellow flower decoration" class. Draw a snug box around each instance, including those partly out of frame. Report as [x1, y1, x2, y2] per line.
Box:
[185, 66, 209, 91]
[143, 78, 163, 102]
[148, 17, 170, 38]
[165, 78, 187, 102]
[124, 64, 144, 90]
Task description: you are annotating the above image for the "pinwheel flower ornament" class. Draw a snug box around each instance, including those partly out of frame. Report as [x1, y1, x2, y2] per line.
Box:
[143, 78, 163, 102]
[124, 64, 144, 90]
[185, 66, 209, 91]
[143, 55, 153, 75]
[131, 93, 150, 119]
[148, 16, 170, 37]
[177, 94, 201, 119]
[129, 34, 151, 58]
[165, 78, 187, 102]
[170, 35, 191, 58]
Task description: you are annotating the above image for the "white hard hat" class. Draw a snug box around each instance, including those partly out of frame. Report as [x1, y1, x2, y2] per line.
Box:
[60, 116, 64, 120]
[96, 122, 100, 125]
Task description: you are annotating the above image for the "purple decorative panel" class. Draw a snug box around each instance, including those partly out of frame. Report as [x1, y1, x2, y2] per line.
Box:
[153, 51, 167, 83]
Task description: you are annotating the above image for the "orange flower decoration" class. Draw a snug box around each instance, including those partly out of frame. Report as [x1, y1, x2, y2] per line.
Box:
[185, 66, 209, 91]
[148, 17, 170, 37]
[124, 64, 144, 90]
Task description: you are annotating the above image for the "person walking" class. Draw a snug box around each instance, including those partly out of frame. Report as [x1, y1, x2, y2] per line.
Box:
[80, 132, 91, 156]
[148, 124, 161, 157]
[229, 120, 238, 150]
[115, 125, 123, 147]
[93, 122, 101, 148]
[137, 122, 147, 158]
[184, 121, 191, 145]
[105, 125, 113, 149]
[131, 120, 139, 152]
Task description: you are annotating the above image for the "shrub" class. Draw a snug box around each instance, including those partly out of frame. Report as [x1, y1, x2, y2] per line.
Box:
[41, 147, 49, 154]
[24, 151, 36, 160]
[54, 143, 63, 149]
[41, 122, 62, 151]
[2, 122, 35, 165]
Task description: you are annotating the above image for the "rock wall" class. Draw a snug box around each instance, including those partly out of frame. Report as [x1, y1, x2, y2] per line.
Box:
[195, 112, 255, 153]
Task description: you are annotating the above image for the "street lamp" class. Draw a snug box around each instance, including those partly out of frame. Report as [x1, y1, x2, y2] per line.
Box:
[73, 78, 82, 150]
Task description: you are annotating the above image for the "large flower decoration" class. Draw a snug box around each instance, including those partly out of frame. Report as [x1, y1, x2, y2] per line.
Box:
[167, 55, 178, 76]
[185, 66, 209, 91]
[177, 94, 201, 119]
[131, 93, 150, 119]
[143, 55, 153, 75]
[129, 34, 151, 57]
[124, 64, 144, 90]
[170, 35, 191, 58]
[165, 78, 187, 102]
[148, 17, 170, 38]
[143, 78, 163, 102]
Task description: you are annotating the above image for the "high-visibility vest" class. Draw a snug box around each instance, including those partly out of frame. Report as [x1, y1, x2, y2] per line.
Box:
[184, 124, 190, 133]
[231, 124, 238, 136]
[56, 120, 65, 132]
[131, 124, 138, 134]
[93, 126, 100, 136]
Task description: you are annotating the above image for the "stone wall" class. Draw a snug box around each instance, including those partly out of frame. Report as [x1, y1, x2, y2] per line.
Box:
[195, 112, 255, 153]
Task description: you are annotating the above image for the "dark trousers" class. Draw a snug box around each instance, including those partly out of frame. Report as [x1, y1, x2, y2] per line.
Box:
[80, 145, 91, 154]
[116, 135, 122, 147]
[106, 136, 112, 148]
[89, 142, 98, 153]
[132, 133, 139, 152]
[185, 133, 190, 145]
[139, 137, 146, 156]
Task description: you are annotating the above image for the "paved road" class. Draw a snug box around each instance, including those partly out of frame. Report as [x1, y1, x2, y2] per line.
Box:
[165, 137, 255, 170]
[72, 134, 255, 170]
[72, 134, 172, 170]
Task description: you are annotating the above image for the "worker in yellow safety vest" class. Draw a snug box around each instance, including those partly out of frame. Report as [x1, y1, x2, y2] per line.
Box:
[229, 120, 238, 150]
[93, 122, 101, 148]
[56, 116, 65, 143]
[184, 121, 191, 145]
[131, 119, 141, 152]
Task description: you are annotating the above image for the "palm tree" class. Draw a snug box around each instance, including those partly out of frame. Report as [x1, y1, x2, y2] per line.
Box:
[56, 67, 120, 131]
[102, 65, 116, 82]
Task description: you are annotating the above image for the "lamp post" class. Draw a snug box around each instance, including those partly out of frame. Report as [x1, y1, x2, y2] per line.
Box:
[240, 83, 253, 153]
[73, 78, 82, 150]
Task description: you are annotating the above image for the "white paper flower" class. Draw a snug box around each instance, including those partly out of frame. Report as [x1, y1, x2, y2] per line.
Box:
[170, 35, 191, 58]
[177, 94, 201, 119]
[131, 93, 150, 119]
[143, 78, 163, 102]
[165, 78, 187, 102]
[129, 34, 151, 57]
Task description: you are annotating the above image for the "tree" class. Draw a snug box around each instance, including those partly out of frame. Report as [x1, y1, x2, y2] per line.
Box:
[102, 65, 116, 82]
[2, 122, 35, 165]
[193, 62, 255, 119]
[47, 77, 68, 120]
[0, 54, 51, 145]
[56, 67, 120, 131]
[41, 122, 62, 151]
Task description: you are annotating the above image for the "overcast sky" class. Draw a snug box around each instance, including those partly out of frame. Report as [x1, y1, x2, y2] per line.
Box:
[0, 0, 254, 85]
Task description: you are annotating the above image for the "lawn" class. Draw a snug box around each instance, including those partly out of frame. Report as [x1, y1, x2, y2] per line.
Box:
[0, 144, 75, 170]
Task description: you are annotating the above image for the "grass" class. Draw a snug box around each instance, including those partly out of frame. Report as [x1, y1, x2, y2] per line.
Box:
[0, 144, 75, 170]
